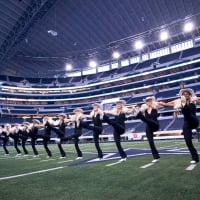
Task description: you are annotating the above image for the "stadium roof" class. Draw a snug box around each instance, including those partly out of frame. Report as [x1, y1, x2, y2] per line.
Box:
[0, 0, 200, 78]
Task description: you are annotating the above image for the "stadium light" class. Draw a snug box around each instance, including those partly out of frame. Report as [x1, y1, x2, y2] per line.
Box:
[159, 30, 169, 41]
[134, 40, 144, 50]
[183, 21, 194, 33]
[65, 63, 72, 71]
[89, 60, 97, 68]
[112, 51, 120, 59]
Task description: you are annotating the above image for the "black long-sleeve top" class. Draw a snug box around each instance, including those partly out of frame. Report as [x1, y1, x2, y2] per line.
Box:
[182, 103, 197, 121]
[114, 113, 126, 128]
[30, 126, 39, 137]
[92, 113, 103, 127]
[58, 121, 66, 133]
[144, 109, 159, 122]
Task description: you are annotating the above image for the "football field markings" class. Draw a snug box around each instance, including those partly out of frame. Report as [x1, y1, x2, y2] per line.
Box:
[87, 153, 116, 163]
[27, 157, 41, 161]
[185, 164, 197, 171]
[106, 160, 125, 167]
[40, 158, 56, 162]
[57, 160, 73, 164]
[140, 163, 155, 169]
[0, 166, 64, 181]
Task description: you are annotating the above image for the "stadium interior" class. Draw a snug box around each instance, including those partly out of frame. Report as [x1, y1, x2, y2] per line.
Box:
[0, 0, 200, 142]
[1, 1, 200, 200]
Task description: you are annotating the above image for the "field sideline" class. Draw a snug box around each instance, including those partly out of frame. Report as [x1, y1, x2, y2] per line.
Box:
[0, 140, 200, 200]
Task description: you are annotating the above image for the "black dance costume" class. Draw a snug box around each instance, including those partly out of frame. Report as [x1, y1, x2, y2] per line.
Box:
[81, 113, 103, 158]
[9, 128, 21, 155]
[37, 122, 52, 157]
[136, 109, 160, 160]
[61, 121, 83, 158]
[49, 120, 66, 157]
[182, 103, 199, 162]
[19, 128, 29, 155]
[103, 113, 127, 159]
[29, 125, 39, 156]
[0, 130, 10, 155]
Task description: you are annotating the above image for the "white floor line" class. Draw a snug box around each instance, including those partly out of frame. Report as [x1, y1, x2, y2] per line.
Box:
[106, 160, 124, 167]
[140, 163, 155, 168]
[27, 158, 41, 161]
[186, 164, 197, 171]
[167, 148, 188, 152]
[87, 153, 116, 163]
[0, 167, 64, 181]
[40, 159, 55, 162]
[158, 144, 183, 149]
[15, 157, 26, 160]
[57, 160, 73, 164]
[103, 153, 116, 158]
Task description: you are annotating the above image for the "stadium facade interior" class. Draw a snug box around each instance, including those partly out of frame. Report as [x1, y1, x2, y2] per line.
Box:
[0, 0, 200, 142]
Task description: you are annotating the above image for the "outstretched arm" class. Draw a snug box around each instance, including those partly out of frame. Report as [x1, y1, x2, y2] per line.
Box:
[104, 110, 113, 115]
[158, 100, 175, 107]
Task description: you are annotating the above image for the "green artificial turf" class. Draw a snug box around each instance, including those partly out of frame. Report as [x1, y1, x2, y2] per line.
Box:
[0, 140, 200, 200]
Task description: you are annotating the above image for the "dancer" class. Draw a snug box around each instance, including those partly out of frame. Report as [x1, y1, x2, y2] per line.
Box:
[132, 96, 160, 163]
[60, 108, 84, 160]
[159, 88, 199, 164]
[81, 103, 104, 160]
[19, 122, 30, 156]
[103, 100, 129, 162]
[10, 124, 22, 156]
[0, 125, 10, 156]
[29, 119, 40, 157]
[47, 114, 67, 158]
[38, 116, 53, 158]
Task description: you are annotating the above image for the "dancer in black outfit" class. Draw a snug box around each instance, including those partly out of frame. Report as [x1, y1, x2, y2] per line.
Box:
[0, 125, 10, 156]
[133, 97, 160, 163]
[103, 100, 129, 162]
[60, 108, 83, 160]
[38, 116, 52, 158]
[159, 88, 199, 164]
[19, 122, 29, 156]
[81, 103, 104, 160]
[10, 124, 22, 156]
[29, 119, 40, 157]
[47, 114, 66, 158]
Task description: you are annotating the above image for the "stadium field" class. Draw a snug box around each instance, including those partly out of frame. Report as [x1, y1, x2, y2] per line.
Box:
[0, 140, 200, 200]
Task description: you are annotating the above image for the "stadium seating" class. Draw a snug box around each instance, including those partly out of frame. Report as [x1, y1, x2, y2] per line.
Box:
[1, 46, 200, 141]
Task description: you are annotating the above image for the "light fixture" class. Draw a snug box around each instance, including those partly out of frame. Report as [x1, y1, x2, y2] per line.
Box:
[183, 21, 194, 33]
[65, 63, 72, 71]
[134, 40, 144, 50]
[89, 60, 97, 68]
[159, 30, 169, 41]
[47, 30, 58, 36]
[112, 51, 120, 59]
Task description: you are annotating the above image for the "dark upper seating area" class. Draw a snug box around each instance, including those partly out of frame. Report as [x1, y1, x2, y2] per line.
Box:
[1, 46, 200, 123]
[158, 52, 181, 64]
[0, 47, 199, 89]
[181, 46, 200, 59]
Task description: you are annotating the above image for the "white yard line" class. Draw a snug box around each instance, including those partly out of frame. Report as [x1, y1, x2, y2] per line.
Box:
[40, 159, 56, 162]
[27, 158, 41, 160]
[106, 160, 124, 167]
[140, 163, 155, 168]
[167, 148, 188, 152]
[158, 144, 184, 149]
[57, 160, 74, 164]
[0, 167, 64, 181]
[185, 164, 197, 171]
